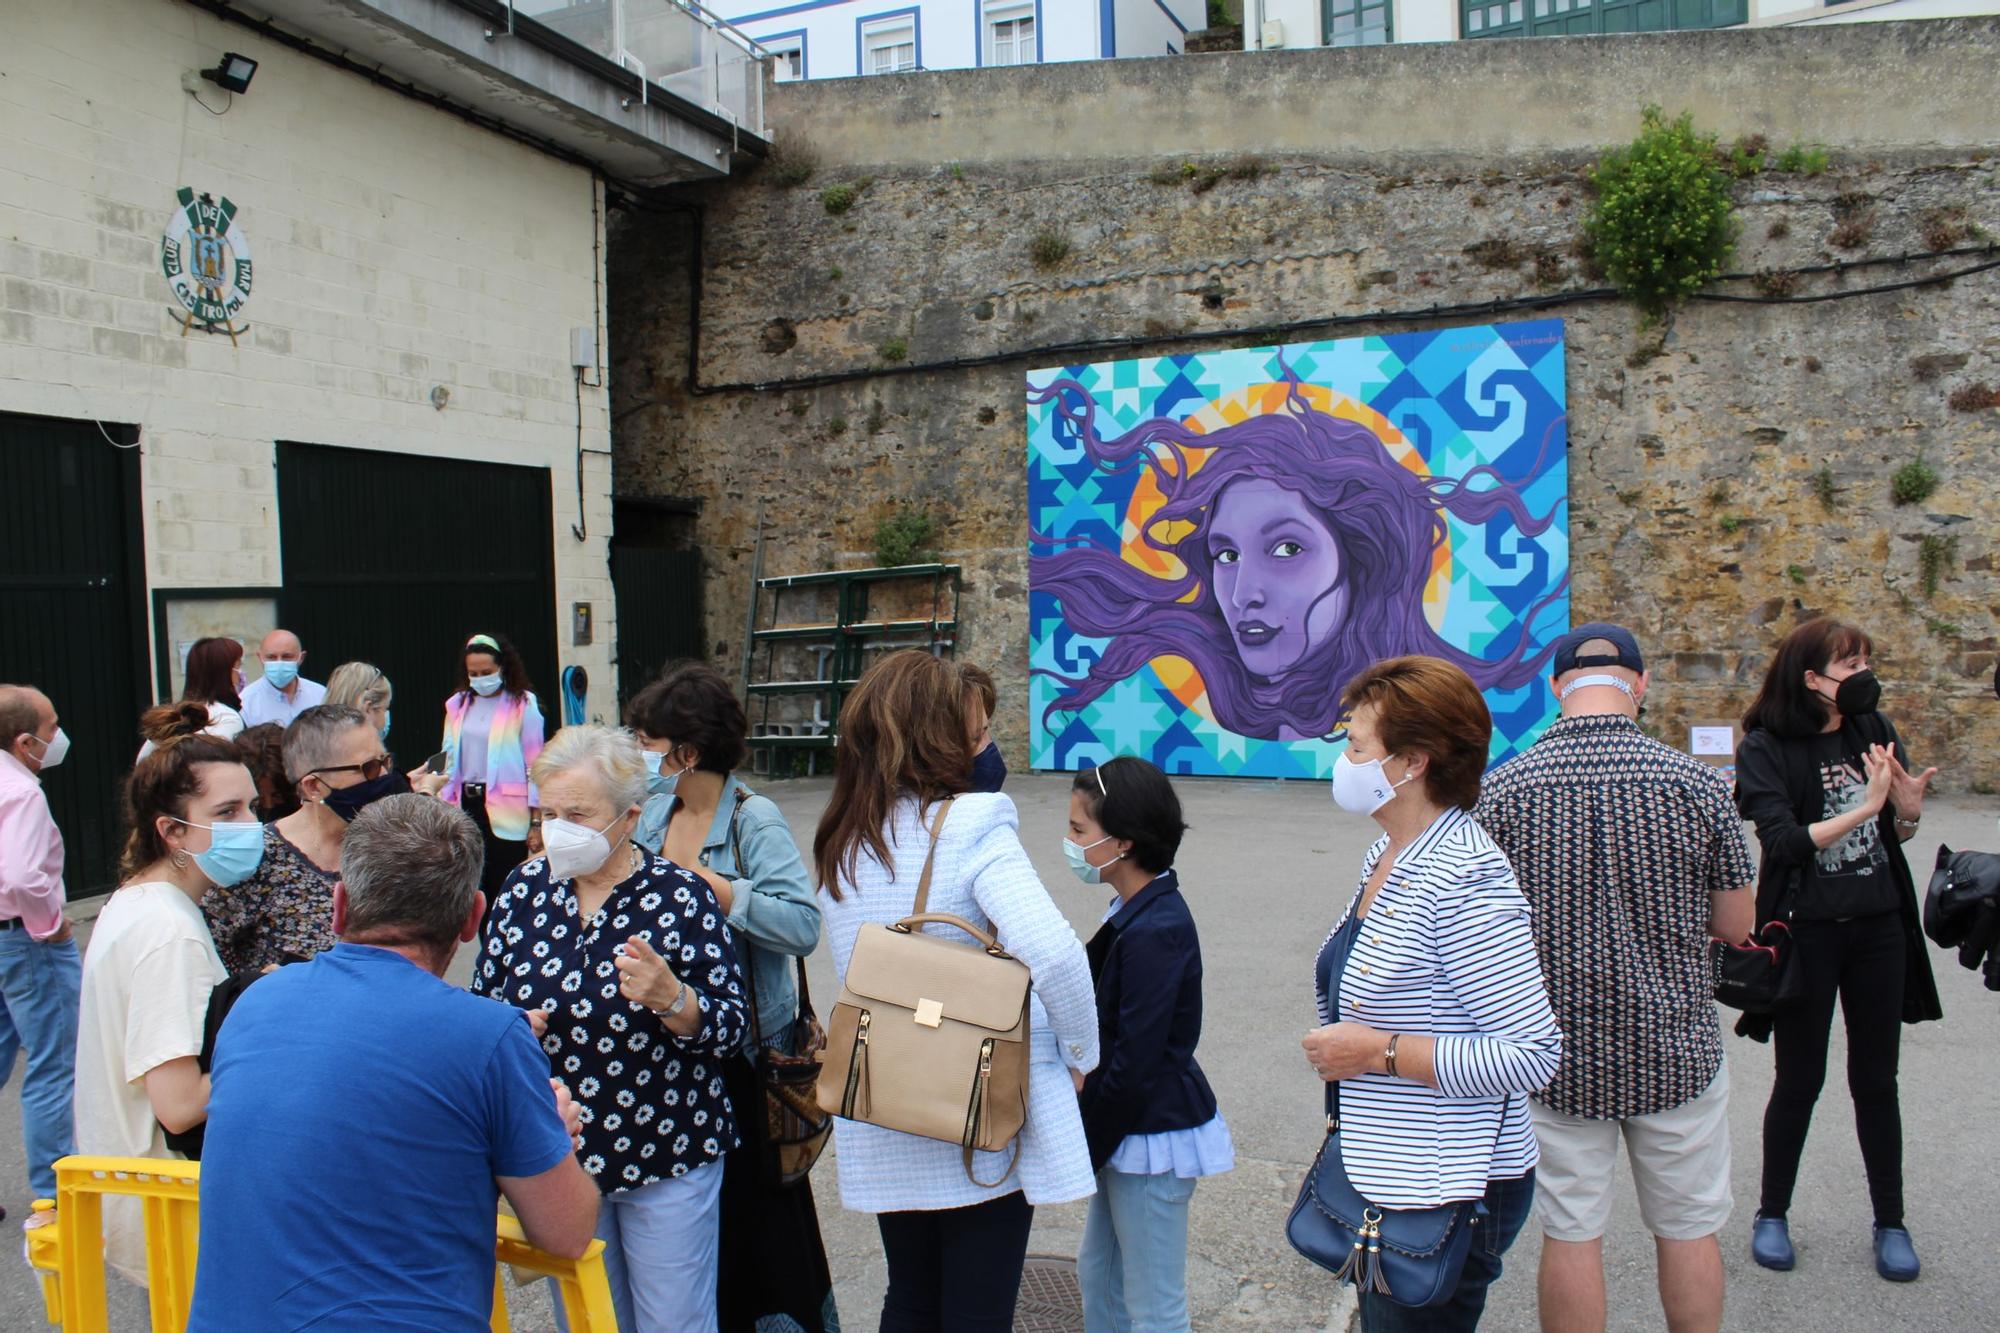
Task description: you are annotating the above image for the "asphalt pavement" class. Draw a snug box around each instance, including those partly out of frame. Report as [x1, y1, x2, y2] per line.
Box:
[3, 774, 1996, 1331]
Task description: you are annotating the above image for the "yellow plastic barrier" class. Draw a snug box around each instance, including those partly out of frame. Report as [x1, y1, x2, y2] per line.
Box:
[27, 1156, 617, 1333]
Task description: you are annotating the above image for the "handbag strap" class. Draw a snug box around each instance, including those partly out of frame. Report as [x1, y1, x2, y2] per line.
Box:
[723, 787, 767, 1042]
[909, 797, 956, 918]
[1322, 1072, 1514, 1168]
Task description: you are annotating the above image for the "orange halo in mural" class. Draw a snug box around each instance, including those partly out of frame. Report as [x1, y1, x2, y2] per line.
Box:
[1116, 381, 1453, 721]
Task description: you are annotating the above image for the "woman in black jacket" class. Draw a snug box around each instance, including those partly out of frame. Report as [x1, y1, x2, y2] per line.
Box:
[1734, 618, 1941, 1284]
[1066, 757, 1233, 1333]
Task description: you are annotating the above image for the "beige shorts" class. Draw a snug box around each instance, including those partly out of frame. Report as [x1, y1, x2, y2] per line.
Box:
[1529, 1063, 1733, 1243]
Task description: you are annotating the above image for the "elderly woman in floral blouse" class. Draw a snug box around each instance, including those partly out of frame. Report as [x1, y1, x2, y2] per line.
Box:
[474, 724, 747, 1333]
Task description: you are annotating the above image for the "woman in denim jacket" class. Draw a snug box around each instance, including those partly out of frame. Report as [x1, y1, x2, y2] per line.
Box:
[627, 661, 833, 1333]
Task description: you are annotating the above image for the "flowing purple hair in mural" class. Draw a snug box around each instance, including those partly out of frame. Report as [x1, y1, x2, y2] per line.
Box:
[1030, 369, 1568, 740]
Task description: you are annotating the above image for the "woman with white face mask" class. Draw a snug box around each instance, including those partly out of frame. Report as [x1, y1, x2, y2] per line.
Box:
[472, 723, 748, 1333]
[438, 633, 546, 908]
[78, 704, 260, 1285]
[1299, 656, 1562, 1331]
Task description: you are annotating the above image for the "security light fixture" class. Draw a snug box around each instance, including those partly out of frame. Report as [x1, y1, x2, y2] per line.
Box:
[201, 53, 258, 95]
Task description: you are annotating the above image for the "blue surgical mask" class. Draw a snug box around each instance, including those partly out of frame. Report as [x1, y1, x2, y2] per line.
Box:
[1063, 833, 1124, 886]
[379, 709, 392, 742]
[260, 660, 300, 689]
[183, 818, 265, 888]
[468, 673, 503, 698]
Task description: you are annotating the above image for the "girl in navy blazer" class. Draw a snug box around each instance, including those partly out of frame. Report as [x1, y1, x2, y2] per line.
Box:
[1069, 757, 1234, 1333]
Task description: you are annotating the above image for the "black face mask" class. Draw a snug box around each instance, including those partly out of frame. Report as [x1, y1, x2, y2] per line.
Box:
[1824, 669, 1881, 718]
[968, 742, 1008, 794]
[320, 769, 412, 823]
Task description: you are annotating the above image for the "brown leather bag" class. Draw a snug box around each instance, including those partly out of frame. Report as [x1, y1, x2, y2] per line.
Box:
[816, 799, 1032, 1185]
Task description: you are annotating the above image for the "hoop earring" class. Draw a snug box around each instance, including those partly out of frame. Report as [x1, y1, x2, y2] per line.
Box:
[170, 850, 189, 870]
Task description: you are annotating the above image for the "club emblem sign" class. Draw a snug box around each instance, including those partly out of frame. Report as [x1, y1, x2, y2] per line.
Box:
[161, 187, 252, 342]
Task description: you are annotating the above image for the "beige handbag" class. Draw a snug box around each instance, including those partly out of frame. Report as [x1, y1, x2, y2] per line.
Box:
[816, 798, 1032, 1185]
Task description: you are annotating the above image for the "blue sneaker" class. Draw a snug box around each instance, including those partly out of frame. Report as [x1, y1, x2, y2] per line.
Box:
[1874, 1226, 1920, 1282]
[1752, 1214, 1795, 1271]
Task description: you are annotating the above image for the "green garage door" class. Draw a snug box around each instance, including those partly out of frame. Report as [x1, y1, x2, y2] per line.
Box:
[275, 442, 560, 760]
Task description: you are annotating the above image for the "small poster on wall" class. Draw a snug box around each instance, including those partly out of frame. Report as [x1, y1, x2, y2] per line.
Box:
[1026, 319, 1571, 778]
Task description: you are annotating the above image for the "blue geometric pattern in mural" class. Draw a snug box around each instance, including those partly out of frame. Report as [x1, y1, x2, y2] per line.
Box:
[1026, 319, 1571, 778]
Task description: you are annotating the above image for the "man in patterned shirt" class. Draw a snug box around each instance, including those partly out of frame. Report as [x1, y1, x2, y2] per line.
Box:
[1476, 623, 1755, 1333]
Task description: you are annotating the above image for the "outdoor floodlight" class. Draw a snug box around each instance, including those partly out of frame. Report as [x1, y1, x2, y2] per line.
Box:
[201, 53, 259, 95]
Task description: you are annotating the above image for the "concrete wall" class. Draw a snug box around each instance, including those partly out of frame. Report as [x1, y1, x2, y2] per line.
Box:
[611, 20, 2000, 783]
[2, 0, 615, 706]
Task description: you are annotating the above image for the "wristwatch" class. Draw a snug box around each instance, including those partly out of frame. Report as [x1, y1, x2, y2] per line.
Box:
[652, 978, 694, 1020]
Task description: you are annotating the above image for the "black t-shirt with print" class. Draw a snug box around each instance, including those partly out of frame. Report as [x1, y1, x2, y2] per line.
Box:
[1795, 728, 1900, 920]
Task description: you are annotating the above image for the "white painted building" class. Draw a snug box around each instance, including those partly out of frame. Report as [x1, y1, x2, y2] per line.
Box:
[1, 0, 761, 889]
[707, 0, 1210, 79]
[1242, 0, 1995, 47]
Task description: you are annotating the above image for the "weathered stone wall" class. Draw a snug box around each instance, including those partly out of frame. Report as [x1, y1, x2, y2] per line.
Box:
[610, 20, 2000, 786]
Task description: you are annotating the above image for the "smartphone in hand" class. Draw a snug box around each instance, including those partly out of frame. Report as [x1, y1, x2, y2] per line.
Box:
[423, 749, 449, 774]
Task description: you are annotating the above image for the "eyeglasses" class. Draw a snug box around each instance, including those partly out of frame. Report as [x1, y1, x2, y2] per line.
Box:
[310, 755, 391, 782]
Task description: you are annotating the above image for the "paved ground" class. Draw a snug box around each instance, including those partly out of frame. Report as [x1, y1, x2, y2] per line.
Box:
[4, 775, 1997, 1330]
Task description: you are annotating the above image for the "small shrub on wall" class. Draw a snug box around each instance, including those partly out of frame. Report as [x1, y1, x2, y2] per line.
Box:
[1585, 107, 1738, 322]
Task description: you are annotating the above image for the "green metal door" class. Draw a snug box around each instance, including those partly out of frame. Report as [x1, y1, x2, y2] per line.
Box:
[275, 442, 560, 759]
[0, 412, 148, 896]
[608, 546, 703, 710]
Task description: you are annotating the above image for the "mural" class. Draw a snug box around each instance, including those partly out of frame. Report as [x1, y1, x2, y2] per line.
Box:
[1027, 319, 1571, 778]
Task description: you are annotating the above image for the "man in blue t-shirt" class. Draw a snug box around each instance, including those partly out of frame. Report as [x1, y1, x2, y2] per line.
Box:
[190, 795, 598, 1331]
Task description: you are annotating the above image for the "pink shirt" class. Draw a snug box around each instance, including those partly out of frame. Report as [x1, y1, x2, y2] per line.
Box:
[0, 750, 67, 938]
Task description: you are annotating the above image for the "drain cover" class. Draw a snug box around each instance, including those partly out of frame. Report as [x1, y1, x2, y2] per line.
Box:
[1015, 1255, 1085, 1332]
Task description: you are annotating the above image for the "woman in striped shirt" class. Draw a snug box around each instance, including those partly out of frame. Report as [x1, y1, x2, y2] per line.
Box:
[1301, 656, 1563, 1331]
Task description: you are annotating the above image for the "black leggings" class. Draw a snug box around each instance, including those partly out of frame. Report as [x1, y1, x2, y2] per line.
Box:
[877, 1190, 1035, 1333]
[1760, 911, 1906, 1228]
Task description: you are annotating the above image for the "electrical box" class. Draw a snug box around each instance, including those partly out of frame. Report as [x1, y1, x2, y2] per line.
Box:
[1262, 20, 1286, 48]
[569, 326, 596, 370]
[572, 602, 593, 646]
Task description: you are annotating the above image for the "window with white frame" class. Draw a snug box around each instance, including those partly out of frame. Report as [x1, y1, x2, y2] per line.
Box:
[863, 20, 917, 74]
[765, 39, 804, 82]
[985, 2, 1035, 66]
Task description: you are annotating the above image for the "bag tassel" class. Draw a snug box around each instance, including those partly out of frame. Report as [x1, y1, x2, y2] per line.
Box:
[1331, 1231, 1365, 1286]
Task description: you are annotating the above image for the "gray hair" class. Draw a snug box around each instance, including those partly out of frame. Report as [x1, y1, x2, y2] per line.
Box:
[340, 793, 482, 950]
[529, 723, 649, 811]
[282, 704, 373, 782]
[324, 662, 392, 715]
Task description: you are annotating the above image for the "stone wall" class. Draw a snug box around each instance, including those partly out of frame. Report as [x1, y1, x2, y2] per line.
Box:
[610, 20, 2000, 786]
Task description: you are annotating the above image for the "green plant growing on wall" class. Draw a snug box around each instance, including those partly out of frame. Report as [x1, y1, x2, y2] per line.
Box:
[1718, 514, 1743, 534]
[1787, 564, 1808, 586]
[874, 505, 938, 568]
[1028, 229, 1072, 269]
[1615, 487, 1642, 507]
[1812, 466, 1839, 511]
[878, 336, 908, 363]
[1207, 0, 1234, 26]
[1918, 533, 1957, 598]
[827, 416, 848, 438]
[1773, 144, 1829, 176]
[821, 184, 857, 215]
[1718, 134, 1768, 179]
[1584, 107, 1737, 321]
[1890, 454, 1939, 506]
[1925, 617, 1962, 639]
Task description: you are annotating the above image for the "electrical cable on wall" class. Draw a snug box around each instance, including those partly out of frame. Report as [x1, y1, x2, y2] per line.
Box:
[664, 239, 2000, 398]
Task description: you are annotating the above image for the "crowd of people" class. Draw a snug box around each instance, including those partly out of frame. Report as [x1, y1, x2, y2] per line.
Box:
[0, 610, 1964, 1332]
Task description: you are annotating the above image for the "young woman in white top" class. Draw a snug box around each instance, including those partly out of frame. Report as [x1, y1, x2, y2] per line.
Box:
[812, 651, 1099, 1333]
[77, 704, 262, 1284]
[135, 637, 246, 762]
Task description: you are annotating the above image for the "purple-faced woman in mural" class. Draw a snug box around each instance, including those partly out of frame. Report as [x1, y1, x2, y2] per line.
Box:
[1030, 370, 1567, 741]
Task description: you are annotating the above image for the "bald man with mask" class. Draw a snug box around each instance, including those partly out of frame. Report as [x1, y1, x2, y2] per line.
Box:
[0, 683, 81, 1227]
[239, 629, 327, 727]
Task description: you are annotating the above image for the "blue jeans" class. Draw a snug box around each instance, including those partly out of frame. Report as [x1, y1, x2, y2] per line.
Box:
[1078, 1169, 1197, 1333]
[0, 929, 81, 1199]
[552, 1158, 725, 1333]
[1356, 1170, 1536, 1333]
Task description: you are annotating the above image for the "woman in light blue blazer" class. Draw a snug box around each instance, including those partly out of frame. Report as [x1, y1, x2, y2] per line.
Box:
[1301, 656, 1563, 1332]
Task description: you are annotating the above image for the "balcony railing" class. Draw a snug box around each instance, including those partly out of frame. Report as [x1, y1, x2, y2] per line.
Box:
[505, 0, 766, 137]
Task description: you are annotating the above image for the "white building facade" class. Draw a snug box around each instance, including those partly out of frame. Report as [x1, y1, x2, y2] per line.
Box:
[709, 0, 1210, 79]
[1, 0, 759, 889]
[1243, 0, 1995, 47]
